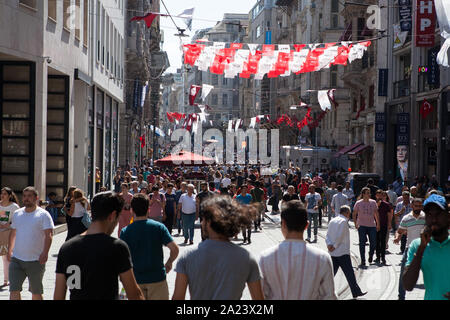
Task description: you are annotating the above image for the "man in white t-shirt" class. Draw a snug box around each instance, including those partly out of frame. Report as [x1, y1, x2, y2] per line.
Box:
[305, 185, 322, 243]
[177, 185, 197, 245]
[221, 174, 232, 189]
[8, 187, 54, 300]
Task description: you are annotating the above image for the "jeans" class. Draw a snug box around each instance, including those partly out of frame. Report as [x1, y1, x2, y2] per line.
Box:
[163, 211, 174, 235]
[398, 249, 408, 300]
[376, 227, 388, 260]
[176, 215, 182, 234]
[181, 213, 196, 242]
[332, 255, 363, 297]
[357, 226, 377, 263]
[318, 206, 323, 226]
[307, 212, 318, 239]
[242, 227, 251, 242]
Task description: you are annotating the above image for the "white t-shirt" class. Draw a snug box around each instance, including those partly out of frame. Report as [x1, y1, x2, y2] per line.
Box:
[305, 193, 322, 213]
[222, 178, 231, 188]
[11, 207, 54, 261]
[0, 202, 20, 228]
[72, 201, 88, 218]
[179, 193, 197, 214]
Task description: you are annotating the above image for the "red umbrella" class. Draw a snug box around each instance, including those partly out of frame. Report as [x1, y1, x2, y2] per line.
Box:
[154, 151, 215, 167]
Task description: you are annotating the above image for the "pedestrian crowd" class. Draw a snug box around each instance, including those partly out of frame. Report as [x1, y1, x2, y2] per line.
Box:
[0, 162, 449, 300]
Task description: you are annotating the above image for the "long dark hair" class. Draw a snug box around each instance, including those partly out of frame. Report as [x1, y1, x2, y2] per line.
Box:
[1, 187, 19, 205]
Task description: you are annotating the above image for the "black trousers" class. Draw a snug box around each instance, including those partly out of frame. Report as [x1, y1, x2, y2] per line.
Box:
[376, 227, 388, 259]
[163, 211, 174, 235]
[400, 234, 407, 253]
[332, 255, 363, 297]
[242, 227, 251, 242]
[318, 206, 322, 226]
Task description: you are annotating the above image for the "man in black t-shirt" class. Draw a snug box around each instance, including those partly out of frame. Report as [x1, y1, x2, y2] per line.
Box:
[196, 182, 215, 241]
[54, 192, 144, 300]
[366, 178, 380, 200]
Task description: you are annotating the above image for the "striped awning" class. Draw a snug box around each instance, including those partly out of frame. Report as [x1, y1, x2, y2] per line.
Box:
[334, 143, 363, 157]
[348, 144, 371, 156]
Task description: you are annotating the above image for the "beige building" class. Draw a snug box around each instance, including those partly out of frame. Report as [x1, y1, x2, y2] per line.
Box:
[0, 0, 125, 199]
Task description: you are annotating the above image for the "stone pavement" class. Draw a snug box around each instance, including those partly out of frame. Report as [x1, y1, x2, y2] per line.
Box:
[0, 214, 425, 300]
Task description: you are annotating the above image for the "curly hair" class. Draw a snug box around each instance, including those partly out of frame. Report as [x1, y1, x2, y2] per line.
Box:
[200, 196, 258, 238]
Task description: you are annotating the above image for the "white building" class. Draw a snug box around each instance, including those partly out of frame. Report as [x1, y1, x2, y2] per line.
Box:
[0, 0, 125, 200]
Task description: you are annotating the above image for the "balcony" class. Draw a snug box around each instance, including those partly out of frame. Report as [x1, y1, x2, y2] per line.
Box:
[393, 78, 411, 99]
[418, 73, 440, 93]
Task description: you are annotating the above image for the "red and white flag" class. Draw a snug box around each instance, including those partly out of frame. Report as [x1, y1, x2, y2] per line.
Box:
[189, 85, 201, 105]
[420, 99, 434, 118]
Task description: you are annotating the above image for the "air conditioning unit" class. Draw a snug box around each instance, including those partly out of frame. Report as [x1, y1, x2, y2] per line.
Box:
[321, 158, 329, 165]
[302, 156, 311, 164]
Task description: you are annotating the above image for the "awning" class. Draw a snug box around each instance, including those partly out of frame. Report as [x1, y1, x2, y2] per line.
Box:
[348, 144, 371, 156]
[334, 143, 363, 157]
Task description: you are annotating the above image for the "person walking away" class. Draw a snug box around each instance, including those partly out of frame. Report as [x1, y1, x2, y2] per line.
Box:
[53, 191, 144, 300]
[251, 181, 265, 232]
[163, 183, 176, 235]
[0, 188, 20, 287]
[326, 205, 367, 299]
[394, 191, 412, 254]
[386, 184, 398, 210]
[66, 189, 90, 241]
[196, 182, 215, 241]
[394, 197, 426, 300]
[175, 182, 188, 236]
[305, 185, 322, 243]
[148, 186, 166, 223]
[236, 185, 253, 244]
[326, 182, 339, 222]
[118, 183, 133, 237]
[375, 190, 393, 264]
[259, 200, 336, 300]
[343, 181, 355, 210]
[270, 182, 283, 215]
[113, 171, 123, 193]
[120, 194, 179, 300]
[330, 185, 348, 222]
[46, 192, 61, 225]
[177, 185, 197, 245]
[352, 187, 380, 266]
[403, 195, 450, 300]
[8, 187, 54, 300]
[172, 196, 263, 300]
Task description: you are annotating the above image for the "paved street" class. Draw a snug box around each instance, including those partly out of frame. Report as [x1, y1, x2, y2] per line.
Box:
[0, 213, 424, 300]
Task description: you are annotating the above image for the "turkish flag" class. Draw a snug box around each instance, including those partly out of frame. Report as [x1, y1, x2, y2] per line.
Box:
[420, 99, 434, 118]
[130, 13, 166, 28]
[139, 135, 145, 148]
[189, 85, 201, 105]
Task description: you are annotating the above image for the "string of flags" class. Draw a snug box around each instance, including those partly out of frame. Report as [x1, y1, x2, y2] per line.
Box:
[183, 41, 372, 79]
[130, 8, 195, 30]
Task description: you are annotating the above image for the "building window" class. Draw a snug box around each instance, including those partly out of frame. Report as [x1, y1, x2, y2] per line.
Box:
[75, 0, 81, 39]
[222, 94, 228, 105]
[330, 65, 338, 87]
[96, 1, 100, 61]
[19, 0, 36, 9]
[357, 18, 365, 40]
[256, 25, 261, 38]
[102, 6, 105, 65]
[222, 77, 227, 85]
[83, 0, 88, 47]
[369, 85, 375, 108]
[211, 75, 218, 85]
[106, 16, 110, 70]
[48, 0, 57, 21]
[212, 94, 218, 105]
[63, 0, 70, 31]
[331, 0, 339, 28]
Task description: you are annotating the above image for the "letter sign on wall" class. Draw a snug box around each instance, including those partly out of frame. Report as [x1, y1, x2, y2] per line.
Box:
[416, 0, 436, 47]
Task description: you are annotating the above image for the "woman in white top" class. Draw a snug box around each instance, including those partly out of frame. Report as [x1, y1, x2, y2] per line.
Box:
[0, 187, 20, 287]
[65, 188, 90, 241]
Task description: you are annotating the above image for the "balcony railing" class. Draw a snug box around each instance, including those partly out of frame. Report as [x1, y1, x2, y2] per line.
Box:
[394, 78, 411, 99]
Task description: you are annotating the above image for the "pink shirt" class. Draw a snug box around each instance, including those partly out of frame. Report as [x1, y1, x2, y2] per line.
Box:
[354, 199, 378, 227]
[148, 193, 165, 218]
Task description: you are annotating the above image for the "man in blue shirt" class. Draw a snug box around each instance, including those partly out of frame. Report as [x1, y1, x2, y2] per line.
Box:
[120, 194, 179, 300]
[236, 185, 253, 244]
[403, 194, 450, 300]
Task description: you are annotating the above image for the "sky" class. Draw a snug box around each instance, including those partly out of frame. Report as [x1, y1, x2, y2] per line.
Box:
[160, 0, 255, 74]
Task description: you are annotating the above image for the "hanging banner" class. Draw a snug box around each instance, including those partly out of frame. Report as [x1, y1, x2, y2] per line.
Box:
[375, 113, 386, 142]
[265, 31, 272, 45]
[399, 0, 412, 32]
[378, 69, 389, 96]
[428, 47, 440, 85]
[397, 113, 410, 146]
[416, 0, 436, 47]
[435, 0, 450, 67]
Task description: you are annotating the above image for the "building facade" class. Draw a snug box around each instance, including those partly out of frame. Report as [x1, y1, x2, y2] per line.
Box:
[0, 0, 124, 200]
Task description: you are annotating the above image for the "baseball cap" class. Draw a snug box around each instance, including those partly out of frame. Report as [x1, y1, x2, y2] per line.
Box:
[423, 194, 447, 210]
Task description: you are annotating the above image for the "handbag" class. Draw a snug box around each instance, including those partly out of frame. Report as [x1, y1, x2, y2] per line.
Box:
[0, 229, 11, 256]
[81, 206, 92, 229]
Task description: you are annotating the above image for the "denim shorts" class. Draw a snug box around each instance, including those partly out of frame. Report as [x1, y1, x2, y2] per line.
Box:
[9, 257, 45, 294]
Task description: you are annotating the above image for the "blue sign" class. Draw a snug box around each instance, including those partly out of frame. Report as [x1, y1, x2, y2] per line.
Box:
[399, 0, 412, 32]
[378, 69, 388, 97]
[397, 113, 409, 146]
[428, 47, 440, 86]
[265, 31, 272, 44]
[375, 113, 386, 142]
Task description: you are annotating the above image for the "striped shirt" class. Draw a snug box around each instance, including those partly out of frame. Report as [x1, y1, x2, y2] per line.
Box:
[258, 240, 337, 300]
[399, 211, 426, 247]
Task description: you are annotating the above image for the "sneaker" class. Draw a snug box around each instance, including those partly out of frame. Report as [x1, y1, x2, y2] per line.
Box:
[313, 237, 317, 243]
[368, 255, 373, 263]
[183, 239, 188, 244]
[189, 240, 194, 245]
[374, 258, 380, 264]
[306, 238, 311, 243]
[360, 260, 366, 267]
[248, 239, 251, 244]
[381, 258, 387, 265]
